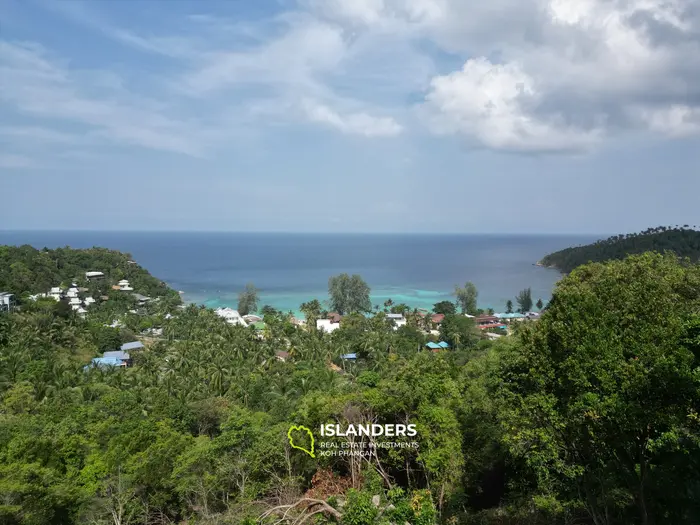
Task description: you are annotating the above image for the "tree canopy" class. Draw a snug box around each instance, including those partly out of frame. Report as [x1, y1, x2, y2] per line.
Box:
[455, 282, 478, 315]
[540, 226, 700, 273]
[433, 300, 457, 315]
[2, 247, 700, 525]
[327, 273, 371, 315]
[515, 287, 533, 313]
[237, 283, 259, 315]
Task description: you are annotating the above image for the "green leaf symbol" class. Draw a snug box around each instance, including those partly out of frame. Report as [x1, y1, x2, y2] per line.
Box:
[288, 425, 315, 458]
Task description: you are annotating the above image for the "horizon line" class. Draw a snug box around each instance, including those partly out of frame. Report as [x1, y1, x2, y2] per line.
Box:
[0, 228, 609, 236]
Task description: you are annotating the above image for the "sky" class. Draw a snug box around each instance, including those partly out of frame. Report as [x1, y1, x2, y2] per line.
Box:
[1, 0, 699, 234]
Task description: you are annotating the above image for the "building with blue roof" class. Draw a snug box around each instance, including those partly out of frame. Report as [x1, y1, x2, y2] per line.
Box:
[426, 341, 450, 351]
[121, 341, 144, 352]
[495, 313, 526, 320]
[86, 356, 126, 369]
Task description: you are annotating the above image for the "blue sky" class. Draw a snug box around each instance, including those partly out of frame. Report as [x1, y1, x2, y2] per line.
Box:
[1, 0, 699, 234]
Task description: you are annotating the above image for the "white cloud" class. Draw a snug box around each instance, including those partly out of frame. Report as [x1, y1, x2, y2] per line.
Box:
[302, 99, 402, 136]
[417, 0, 700, 151]
[423, 58, 601, 152]
[0, 41, 211, 157]
[6, 0, 700, 158]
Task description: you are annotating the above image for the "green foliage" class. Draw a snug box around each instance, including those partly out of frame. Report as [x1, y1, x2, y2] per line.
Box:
[455, 282, 478, 315]
[514, 288, 532, 313]
[540, 225, 700, 273]
[499, 253, 700, 524]
[342, 489, 379, 525]
[505, 299, 513, 313]
[433, 300, 456, 315]
[439, 314, 479, 350]
[2, 247, 700, 525]
[0, 245, 178, 302]
[328, 274, 372, 314]
[237, 283, 259, 315]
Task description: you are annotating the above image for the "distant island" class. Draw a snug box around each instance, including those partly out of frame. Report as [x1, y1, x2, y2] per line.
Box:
[539, 226, 700, 273]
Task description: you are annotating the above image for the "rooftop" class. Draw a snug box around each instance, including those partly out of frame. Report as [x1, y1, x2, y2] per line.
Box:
[103, 350, 130, 360]
[121, 341, 145, 351]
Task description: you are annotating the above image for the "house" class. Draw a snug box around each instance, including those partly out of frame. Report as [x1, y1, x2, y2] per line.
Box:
[317, 318, 340, 333]
[76, 307, 87, 316]
[386, 313, 407, 329]
[103, 350, 131, 366]
[87, 356, 125, 369]
[0, 292, 16, 312]
[215, 307, 248, 327]
[121, 341, 145, 352]
[132, 293, 150, 305]
[475, 315, 499, 326]
[485, 332, 503, 340]
[494, 313, 526, 321]
[275, 351, 290, 362]
[118, 280, 133, 291]
[243, 314, 263, 323]
[477, 323, 508, 331]
[340, 353, 357, 360]
[425, 341, 450, 352]
[69, 297, 81, 306]
[431, 314, 445, 324]
[85, 271, 105, 280]
[111, 285, 121, 291]
[66, 290, 78, 298]
[525, 312, 541, 319]
[84, 297, 96, 306]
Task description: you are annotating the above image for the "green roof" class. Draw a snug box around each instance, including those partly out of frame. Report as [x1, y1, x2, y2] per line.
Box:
[253, 321, 266, 330]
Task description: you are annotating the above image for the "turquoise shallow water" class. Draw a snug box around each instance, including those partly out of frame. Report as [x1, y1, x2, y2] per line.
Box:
[0, 231, 597, 316]
[195, 287, 457, 317]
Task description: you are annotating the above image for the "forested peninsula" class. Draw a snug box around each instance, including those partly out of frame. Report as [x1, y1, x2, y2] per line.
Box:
[540, 226, 700, 273]
[1, 246, 700, 525]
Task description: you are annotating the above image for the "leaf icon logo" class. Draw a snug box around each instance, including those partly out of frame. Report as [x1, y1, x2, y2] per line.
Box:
[288, 425, 315, 458]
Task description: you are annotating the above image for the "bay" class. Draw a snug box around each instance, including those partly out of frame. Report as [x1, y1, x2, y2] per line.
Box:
[0, 231, 598, 315]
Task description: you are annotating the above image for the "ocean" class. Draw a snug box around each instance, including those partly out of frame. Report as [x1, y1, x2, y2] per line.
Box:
[0, 231, 598, 315]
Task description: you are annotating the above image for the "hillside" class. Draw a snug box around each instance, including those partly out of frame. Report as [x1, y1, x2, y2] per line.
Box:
[0, 244, 178, 300]
[540, 226, 700, 273]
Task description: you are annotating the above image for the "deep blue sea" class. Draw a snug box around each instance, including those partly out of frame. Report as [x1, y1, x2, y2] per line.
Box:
[0, 231, 598, 315]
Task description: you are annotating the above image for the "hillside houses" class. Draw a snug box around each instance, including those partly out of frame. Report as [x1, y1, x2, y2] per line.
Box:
[215, 307, 248, 327]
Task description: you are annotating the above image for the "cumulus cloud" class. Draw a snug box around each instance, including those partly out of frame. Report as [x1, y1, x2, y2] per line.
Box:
[423, 58, 602, 152]
[5, 0, 700, 157]
[418, 0, 700, 152]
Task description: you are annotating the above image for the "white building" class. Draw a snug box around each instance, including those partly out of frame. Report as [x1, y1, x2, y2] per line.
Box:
[386, 313, 407, 329]
[84, 297, 96, 306]
[85, 271, 104, 280]
[0, 292, 16, 312]
[215, 307, 248, 327]
[69, 297, 81, 306]
[316, 319, 340, 333]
